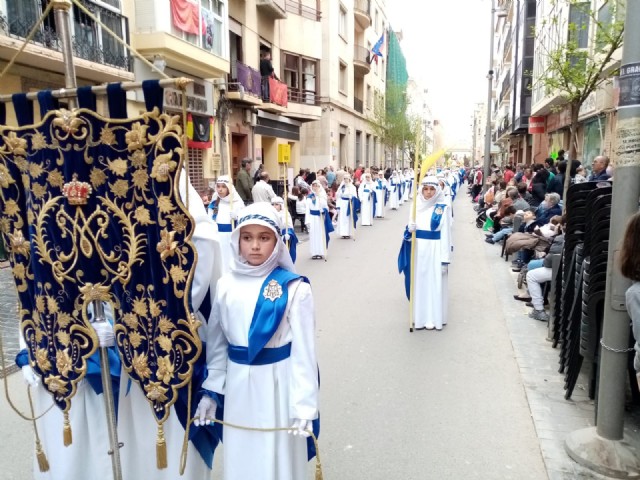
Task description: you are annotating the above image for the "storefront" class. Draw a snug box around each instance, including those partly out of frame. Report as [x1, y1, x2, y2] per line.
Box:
[581, 117, 606, 173]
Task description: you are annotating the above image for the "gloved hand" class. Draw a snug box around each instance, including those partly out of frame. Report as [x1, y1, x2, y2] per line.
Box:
[194, 395, 217, 427]
[288, 418, 311, 437]
[22, 365, 39, 387]
[441, 264, 449, 274]
[305, 224, 310, 230]
[92, 321, 115, 347]
[408, 222, 417, 233]
[284, 233, 291, 241]
[229, 211, 238, 220]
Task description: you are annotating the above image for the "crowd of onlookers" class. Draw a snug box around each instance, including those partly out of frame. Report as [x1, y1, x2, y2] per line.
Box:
[465, 153, 613, 322]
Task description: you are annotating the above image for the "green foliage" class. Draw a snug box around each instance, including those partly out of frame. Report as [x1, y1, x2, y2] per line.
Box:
[533, 0, 624, 107]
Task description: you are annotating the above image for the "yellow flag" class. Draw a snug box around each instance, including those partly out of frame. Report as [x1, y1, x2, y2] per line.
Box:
[419, 149, 447, 182]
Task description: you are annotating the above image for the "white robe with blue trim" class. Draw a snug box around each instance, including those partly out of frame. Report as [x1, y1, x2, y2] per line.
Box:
[202, 274, 319, 480]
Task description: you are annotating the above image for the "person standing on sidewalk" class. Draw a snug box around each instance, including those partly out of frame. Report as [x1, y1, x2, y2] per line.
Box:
[235, 158, 254, 205]
[620, 212, 640, 382]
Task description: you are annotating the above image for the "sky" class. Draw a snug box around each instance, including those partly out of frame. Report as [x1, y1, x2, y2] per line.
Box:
[385, 0, 493, 147]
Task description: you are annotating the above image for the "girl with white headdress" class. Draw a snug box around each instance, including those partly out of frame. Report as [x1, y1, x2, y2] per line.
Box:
[207, 175, 245, 273]
[398, 175, 453, 330]
[358, 172, 376, 226]
[374, 170, 389, 218]
[335, 174, 358, 238]
[196, 202, 320, 480]
[305, 180, 333, 259]
[389, 171, 401, 210]
[402, 169, 411, 203]
[271, 196, 298, 263]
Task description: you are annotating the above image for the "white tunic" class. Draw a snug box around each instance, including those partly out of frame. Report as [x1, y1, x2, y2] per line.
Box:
[305, 196, 329, 257]
[358, 181, 375, 226]
[208, 195, 245, 273]
[411, 203, 453, 329]
[335, 184, 357, 237]
[373, 178, 388, 218]
[389, 178, 401, 210]
[203, 273, 319, 480]
[402, 176, 410, 203]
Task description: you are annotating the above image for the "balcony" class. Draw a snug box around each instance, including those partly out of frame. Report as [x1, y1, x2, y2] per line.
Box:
[227, 61, 263, 106]
[285, 0, 321, 21]
[285, 89, 321, 121]
[354, 0, 371, 30]
[258, 77, 288, 113]
[0, 0, 133, 83]
[353, 45, 370, 77]
[502, 29, 512, 60]
[257, 0, 287, 20]
[354, 97, 363, 114]
[133, 0, 229, 79]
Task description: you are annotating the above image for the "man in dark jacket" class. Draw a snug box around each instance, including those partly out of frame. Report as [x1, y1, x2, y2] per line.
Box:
[535, 192, 562, 226]
[235, 158, 254, 204]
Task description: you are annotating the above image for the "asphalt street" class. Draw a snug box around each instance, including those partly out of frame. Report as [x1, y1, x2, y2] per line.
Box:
[0, 191, 550, 480]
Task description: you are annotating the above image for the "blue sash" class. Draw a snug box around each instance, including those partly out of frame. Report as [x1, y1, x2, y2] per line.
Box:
[431, 204, 447, 231]
[309, 209, 333, 246]
[281, 227, 298, 263]
[415, 229, 441, 240]
[228, 343, 291, 365]
[217, 223, 232, 233]
[247, 267, 309, 364]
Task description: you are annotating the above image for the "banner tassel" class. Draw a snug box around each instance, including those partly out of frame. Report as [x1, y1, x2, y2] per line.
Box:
[63, 412, 72, 446]
[35, 438, 50, 472]
[157, 424, 168, 469]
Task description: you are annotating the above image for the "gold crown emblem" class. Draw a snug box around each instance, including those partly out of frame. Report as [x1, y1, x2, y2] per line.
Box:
[63, 173, 92, 206]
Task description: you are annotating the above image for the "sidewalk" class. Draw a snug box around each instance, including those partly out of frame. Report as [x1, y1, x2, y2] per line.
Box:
[472, 199, 640, 479]
[0, 260, 19, 378]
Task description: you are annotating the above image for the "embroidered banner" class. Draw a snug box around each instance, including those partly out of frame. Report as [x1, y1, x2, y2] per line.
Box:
[0, 94, 200, 429]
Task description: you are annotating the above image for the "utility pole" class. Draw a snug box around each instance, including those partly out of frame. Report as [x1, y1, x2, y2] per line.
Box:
[484, 0, 497, 184]
[564, 2, 640, 476]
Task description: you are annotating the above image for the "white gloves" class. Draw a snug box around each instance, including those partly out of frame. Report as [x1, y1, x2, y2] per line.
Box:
[22, 365, 39, 387]
[194, 395, 217, 427]
[408, 222, 417, 233]
[441, 264, 449, 274]
[229, 211, 238, 220]
[284, 233, 291, 241]
[289, 418, 311, 437]
[91, 321, 115, 347]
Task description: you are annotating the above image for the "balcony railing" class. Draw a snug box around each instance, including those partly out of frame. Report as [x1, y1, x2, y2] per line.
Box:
[354, 97, 363, 113]
[230, 61, 262, 98]
[0, 0, 132, 71]
[354, 0, 370, 16]
[288, 88, 320, 105]
[285, 0, 321, 20]
[502, 29, 512, 58]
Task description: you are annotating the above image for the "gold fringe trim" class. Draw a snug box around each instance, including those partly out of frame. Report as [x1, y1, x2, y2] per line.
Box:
[156, 424, 167, 469]
[63, 413, 72, 446]
[315, 460, 323, 480]
[35, 439, 50, 472]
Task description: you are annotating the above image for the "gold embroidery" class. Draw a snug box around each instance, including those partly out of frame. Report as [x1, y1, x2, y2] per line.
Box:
[132, 352, 151, 379]
[263, 280, 283, 301]
[55, 350, 72, 376]
[107, 158, 128, 176]
[157, 230, 178, 261]
[144, 382, 168, 402]
[89, 167, 107, 188]
[99, 127, 116, 146]
[156, 356, 174, 384]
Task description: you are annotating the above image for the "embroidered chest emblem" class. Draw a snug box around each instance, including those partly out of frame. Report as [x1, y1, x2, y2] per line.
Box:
[263, 280, 283, 302]
[435, 206, 444, 215]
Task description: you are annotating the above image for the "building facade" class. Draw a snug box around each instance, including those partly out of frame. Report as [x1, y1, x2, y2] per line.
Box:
[300, 0, 388, 171]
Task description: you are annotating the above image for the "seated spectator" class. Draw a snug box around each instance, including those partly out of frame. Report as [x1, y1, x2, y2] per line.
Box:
[529, 165, 550, 208]
[535, 193, 562, 226]
[485, 206, 517, 244]
[574, 166, 588, 184]
[524, 230, 565, 321]
[516, 182, 533, 209]
[588, 155, 611, 181]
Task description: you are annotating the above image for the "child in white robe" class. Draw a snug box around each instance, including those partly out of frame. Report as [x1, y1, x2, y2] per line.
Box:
[335, 175, 358, 238]
[305, 181, 332, 260]
[196, 203, 319, 480]
[398, 175, 453, 330]
[358, 173, 376, 226]
[389, 171, 401, 210]
[207, 176, 245, 273]
[271, 196, 298, 263]
[374, 171, 388, 218]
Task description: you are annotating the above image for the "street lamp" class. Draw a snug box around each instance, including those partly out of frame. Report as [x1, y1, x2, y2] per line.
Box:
[484, 0, 507, 183]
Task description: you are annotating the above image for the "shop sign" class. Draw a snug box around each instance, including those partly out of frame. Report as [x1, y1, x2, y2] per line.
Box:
[528, 116, 546, 134]
[618, 62, 640, 108]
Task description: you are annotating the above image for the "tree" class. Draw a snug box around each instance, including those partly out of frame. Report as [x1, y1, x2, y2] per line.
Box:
[368, 82, 412, 169]
[533, 0, 624, 204]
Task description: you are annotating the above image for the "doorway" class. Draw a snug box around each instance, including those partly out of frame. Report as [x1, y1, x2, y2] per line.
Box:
[231, 133, 248, 179]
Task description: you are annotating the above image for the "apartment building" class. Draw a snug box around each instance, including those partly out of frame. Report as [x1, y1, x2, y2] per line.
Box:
[529, 0, 620, 169]
[224, 0, 323, 184]
[130, 0, 229, 193]
[406, 78, 434, 159]
[0, 0, 134, 123]
[300, 0, 388, 170]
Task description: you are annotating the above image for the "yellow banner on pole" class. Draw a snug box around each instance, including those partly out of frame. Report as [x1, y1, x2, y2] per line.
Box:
[278, 144, 291, 164]
[419, 148, 447, 182]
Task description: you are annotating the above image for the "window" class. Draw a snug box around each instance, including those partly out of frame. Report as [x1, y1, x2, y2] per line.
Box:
[188, 147, 205, 193]
[171, 0, 227, 58]
[568, 2, 589, 49]
[381, 58, 385, 81]
[339, 5, 347, 39]
[595, 2, 612, 50]
[339, 61, 347, 93]
[374, 9, 379, 33]
[282, 52, 319, 104]
[366, 84, 372, 109]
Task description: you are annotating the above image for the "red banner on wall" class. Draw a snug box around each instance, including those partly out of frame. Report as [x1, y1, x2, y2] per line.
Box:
[171, 0, 203, 35]
[528, 116, 546, 134]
